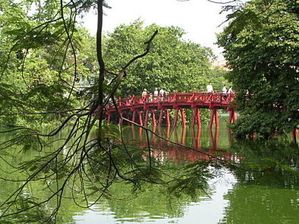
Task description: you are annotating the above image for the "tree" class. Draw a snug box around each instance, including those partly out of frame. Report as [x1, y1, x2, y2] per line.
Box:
[0, 0, 98, 127]
[103, 21, 215, 96]
[218, 0, 299, 139]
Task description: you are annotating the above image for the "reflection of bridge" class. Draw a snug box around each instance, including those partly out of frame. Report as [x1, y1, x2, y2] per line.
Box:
[106, 92, 237, 128]
[129, 125, 238, 163]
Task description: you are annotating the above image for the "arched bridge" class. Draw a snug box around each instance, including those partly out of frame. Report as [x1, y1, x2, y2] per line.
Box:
[106, 92, 237, 128]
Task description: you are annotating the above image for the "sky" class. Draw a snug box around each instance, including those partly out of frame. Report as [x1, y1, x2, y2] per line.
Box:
[83, 0, 229, 61]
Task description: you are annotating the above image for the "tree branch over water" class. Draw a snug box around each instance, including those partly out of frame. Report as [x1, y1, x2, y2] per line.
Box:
[0, 1, 226, 222]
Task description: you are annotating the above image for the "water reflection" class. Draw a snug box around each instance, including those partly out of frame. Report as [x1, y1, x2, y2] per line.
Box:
[74, 168, 236, 224]
[72, 120, 238, 224]
[220, 140, 299, 224]
[127, 122, 237, 164]
[73, 123, 299, 224]
[1, 119, 299, 224]
[130, 121, 230, 151]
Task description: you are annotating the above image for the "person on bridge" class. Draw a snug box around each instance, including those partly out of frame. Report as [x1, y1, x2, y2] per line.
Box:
[142, 89, 148, 101]
[153, 88, 159, 101]
[149, 93, 153, 102]
[228, 86, 234, 94]
[222, 86, 227, 94]
[154, 88, 159, 97]
[222, 85, 228, 99]
[159, 89, 165, 100]
[207, 83, 213, 93]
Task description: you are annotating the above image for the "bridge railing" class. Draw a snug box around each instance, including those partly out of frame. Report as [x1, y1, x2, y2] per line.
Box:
[106, 92, 235, 111]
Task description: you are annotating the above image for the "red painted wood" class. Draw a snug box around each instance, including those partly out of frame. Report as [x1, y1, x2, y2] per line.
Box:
[152, 110, 157, 127]
[107, 92, 235, 114]
[106, 92, 236, 127]
[132, 111, 136, 123]
[166, 109, 171, 127]
[180, 109, 186, 127]
[138, 111, 143, 126]
[196, 109, 201, 128]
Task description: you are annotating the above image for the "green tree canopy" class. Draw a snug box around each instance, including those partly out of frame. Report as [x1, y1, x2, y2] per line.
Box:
[0, 0, 97, 126]
[218, 0, 299, 139]
[103, 21, 220, 96]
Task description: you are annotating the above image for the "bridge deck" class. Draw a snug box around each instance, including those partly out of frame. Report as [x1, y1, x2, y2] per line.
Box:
[107, 92, 235, 113]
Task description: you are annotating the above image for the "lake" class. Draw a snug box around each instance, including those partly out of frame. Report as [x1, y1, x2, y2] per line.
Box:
[0, 116, 298, 223]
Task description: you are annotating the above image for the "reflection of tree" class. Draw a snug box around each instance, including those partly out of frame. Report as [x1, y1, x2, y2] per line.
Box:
[104, 183, 187, 220]
[221, 183, 299, 224]
[229, 141, 299, 184]
[100, 161, 211, 221]
[0, 143, 85, 224]
[220, 141, 299, 224]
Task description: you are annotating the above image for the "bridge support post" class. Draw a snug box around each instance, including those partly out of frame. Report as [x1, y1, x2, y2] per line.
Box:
[166, 125, 171, 141]
[192, 108, 201, 128]
[132, 110, 136, 123]
[180, 109, 186, 127]
[166, 109, 171, 128]
[181, 126, 187, 145]
[209, 122, 219, 151]
[209, 108, 219, 129]
[152, 110, 157, 128]
[196, 109, 201, 128]
[138, 111, 143, 126]
[228, 109, 237, 124]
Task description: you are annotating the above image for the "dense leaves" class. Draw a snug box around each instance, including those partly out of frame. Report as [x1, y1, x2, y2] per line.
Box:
[218, 0, 299, 139]
[104, 21, 226, 96]
[0, 1, 97, 127]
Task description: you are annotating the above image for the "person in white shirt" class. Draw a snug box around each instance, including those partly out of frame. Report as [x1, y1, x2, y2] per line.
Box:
[159, 89, 164, 100]
[142, 88, 147, 97]
[222, 86, 227, 94]
[206, 83, 213, 93]
[153, 88, 159, 97]
[142, 88, 148, 101]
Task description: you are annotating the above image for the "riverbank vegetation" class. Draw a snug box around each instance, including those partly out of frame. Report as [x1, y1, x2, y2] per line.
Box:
[218, 0, 299, 140]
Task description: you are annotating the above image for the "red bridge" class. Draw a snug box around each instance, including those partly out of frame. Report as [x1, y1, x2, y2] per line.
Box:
[106, 92, 237, 128]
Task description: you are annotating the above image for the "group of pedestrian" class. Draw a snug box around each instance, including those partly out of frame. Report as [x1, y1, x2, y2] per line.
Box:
[141, 85, 233, 101]
[142, 88, 167, 102]
[206, 83, 234, 95]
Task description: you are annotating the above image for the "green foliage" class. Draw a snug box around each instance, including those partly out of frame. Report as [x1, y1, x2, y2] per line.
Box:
[0, 1, 97, 128]
[218, 0, 299, 139]
[104, 21, 215, 96]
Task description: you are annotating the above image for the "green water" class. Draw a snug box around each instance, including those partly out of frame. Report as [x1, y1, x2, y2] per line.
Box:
[0, 117, 298, 224]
